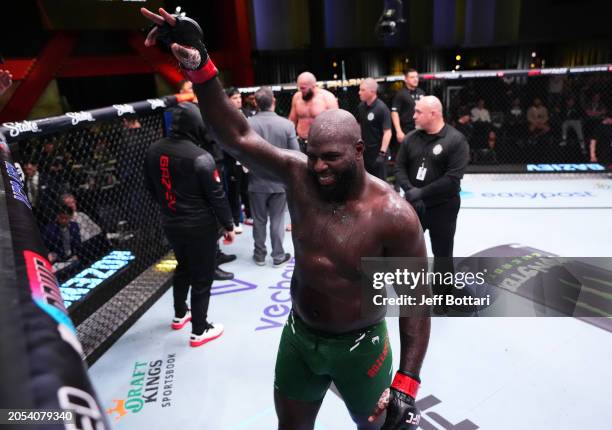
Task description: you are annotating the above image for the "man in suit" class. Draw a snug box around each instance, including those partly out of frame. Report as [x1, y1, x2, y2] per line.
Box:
[247, 87, 300, 267]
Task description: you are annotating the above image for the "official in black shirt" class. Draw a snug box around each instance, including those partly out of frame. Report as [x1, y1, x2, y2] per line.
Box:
[391, 69, 426, 144]
[357, 78, 392, 180]
[144, 102, 234, 346]
[395, 96, 469, 300]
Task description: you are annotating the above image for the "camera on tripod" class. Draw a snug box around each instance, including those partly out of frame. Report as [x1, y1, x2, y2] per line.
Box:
[375, 0, 406, 38]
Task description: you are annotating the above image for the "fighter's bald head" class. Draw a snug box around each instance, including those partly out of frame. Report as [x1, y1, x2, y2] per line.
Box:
[308, 109, 361, 145]
[414, 95, 445, 132]
[361, 78, 378, 92]
[418, 95, 443, 114]
[297, 72, 317, 86]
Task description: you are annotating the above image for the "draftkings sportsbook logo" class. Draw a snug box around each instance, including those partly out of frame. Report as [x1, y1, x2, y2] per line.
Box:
[106, 354, 177, 421]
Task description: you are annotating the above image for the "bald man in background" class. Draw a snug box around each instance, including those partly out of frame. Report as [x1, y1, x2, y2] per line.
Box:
[395, 96, 469, 310]
[289, 71, 338, 153]
[357, 78, 392, 180]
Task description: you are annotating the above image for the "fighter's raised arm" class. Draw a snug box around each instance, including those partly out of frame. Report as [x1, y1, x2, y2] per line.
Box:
[141, 7, 302, 180]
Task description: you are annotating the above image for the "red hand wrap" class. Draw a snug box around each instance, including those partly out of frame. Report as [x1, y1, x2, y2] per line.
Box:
[184, 59, 218, 84]
[391, 372, 420, 399]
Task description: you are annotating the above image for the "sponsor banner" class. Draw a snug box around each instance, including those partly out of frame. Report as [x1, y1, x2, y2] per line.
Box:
[459, 176, 612, 208]
[60, 250, 136, 308]
[105, 354, 179, 423]
[255, 257, 294, 331]
[0, 95, 179, 143]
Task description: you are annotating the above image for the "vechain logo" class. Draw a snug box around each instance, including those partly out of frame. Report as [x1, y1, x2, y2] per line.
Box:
[256, 258, 294, 331]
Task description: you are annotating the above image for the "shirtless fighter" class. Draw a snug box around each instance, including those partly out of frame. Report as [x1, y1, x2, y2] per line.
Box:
[142, 8, 430, 430]
[289, 71, 338, 152]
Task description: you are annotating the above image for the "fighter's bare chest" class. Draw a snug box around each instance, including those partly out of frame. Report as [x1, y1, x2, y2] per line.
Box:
[297, 99, 327, 117]
[294, 205, 380, 265]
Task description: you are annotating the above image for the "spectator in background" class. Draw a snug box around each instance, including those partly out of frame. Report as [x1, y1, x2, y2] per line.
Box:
[559, 96, 586, 154]
[242, 93, 257, 118]
[23, 161, 42, 214]
[357, 78, 392, 180]
[453, 108, 474, 147]
[43, 204, 81, 266]
[527, 97, 551, 137]
[60, 193, 101, 242]
[0, 69, 12, 96]
[38, 139, 61, 175]
[391, 68, 425, 144]
[506, 97, 525, 127]
[246, 87, 298, 267]
[589, 107, 612, 165]
[584, 92, 606, 140]
[470, 99, 491, 123]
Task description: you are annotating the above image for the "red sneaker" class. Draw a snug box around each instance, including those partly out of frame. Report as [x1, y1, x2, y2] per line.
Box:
[171, 310, 191, 330]
[190, 323, 224, 347]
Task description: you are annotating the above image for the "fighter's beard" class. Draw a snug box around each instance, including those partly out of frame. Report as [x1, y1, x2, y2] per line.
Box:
[302, 89, 314, 101]
[308, 162, 357, 203]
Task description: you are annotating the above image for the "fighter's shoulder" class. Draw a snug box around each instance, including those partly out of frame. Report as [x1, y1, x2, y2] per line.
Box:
[320, 88, 337, 100]
[374, 186, 419, 229]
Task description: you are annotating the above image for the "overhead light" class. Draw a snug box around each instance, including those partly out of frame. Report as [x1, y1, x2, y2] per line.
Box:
[333, 61, 338, 68]
[530, 63, 535, 68]
[333, 74, 338, 79]
[531, 52, 537, 58]
[455, 65, 460, 70]
[455, 54, 461, 61]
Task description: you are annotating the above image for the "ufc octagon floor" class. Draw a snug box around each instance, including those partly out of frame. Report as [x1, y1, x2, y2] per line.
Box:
[89, 173, 612, 430]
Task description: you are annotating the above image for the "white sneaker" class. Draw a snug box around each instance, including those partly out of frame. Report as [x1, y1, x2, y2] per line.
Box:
[190, 322, 224, 347]
[171, 310, 191, 330]
[234, 224, 243, 234]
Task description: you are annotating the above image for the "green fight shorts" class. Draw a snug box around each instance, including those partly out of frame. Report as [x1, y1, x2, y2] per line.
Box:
[274, 311, 393, 416]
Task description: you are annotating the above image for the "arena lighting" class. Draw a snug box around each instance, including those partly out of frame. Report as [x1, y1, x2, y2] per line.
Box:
[531, 51, 537, 58]
[456, 54, 462, 61]
[375, 0, 406, 38]
[332, 61, 337, 68]
[455, 65, 460, 70]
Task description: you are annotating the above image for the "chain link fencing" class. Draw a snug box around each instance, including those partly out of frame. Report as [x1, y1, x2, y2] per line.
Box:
[1, 97, 186, 323]
[242, 65, 612, 168]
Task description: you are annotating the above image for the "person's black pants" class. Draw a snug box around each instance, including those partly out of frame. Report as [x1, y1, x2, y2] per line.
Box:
[164, 223, 218, 334]
[418, 195, 460, 295]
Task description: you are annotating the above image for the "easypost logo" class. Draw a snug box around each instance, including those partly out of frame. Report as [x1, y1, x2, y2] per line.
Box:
[460, 189, 595, 200]
[113, 104, 136, 116]
[106, 354, 178, 421]
[2, 120, 41, 137]
[66, 111, 95, 126]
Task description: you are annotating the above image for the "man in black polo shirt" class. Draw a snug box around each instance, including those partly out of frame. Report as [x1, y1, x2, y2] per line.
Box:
[391, 68, 426, 144]
[395, 96, 469, 303]
[357, 78, 392, 180]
